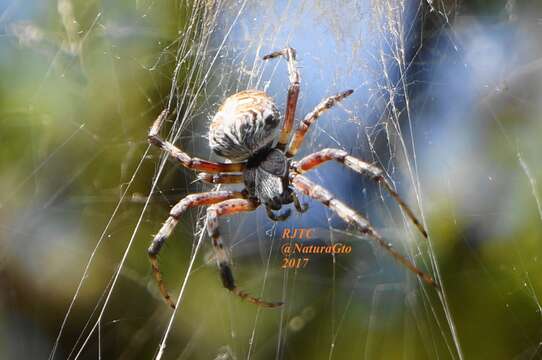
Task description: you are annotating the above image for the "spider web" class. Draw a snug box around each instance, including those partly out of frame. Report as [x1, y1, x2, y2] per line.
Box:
[2, 0, 542, 359]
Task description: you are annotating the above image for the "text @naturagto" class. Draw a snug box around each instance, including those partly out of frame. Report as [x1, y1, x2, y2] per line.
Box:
[280, 228, 352, 269]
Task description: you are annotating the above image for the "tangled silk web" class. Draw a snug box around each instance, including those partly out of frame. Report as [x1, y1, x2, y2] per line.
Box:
[29, 0, 542, 359]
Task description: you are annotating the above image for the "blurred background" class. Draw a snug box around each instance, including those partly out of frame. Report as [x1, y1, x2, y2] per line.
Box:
[1, 0, 542, 359]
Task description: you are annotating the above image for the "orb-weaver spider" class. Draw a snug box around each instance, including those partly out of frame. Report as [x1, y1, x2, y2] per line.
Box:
[148, 47, 437, 309]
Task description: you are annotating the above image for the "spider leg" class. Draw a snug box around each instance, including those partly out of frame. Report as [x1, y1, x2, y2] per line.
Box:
[291, 148, 428, 238]
[197, 172, 244, 184]
[285, 90, 354, 158]
[207, 199, 283, 308]
[291, 191, 308, 213]
[148, 110, 245, 173]
[290, 174, 439, 289]
[148, 190, 246, 309]
[262, 47, 300, 150]
[266, 206, 292, 221]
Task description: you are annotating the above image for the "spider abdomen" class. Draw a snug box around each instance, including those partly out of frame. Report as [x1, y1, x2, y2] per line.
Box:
[209, 90, 280, 161]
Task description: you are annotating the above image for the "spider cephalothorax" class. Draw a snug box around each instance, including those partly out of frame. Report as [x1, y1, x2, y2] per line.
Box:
[148, 47, 438, 309]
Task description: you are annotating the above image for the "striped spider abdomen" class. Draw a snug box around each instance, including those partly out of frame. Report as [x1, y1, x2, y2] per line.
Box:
[209, 90, 280, 161]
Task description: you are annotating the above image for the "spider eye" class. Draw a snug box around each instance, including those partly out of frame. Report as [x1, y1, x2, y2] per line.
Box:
[264, 114, 277, 129]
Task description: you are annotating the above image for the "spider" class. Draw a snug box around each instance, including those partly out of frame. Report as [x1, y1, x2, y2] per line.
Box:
[147, 47, 438, 309]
